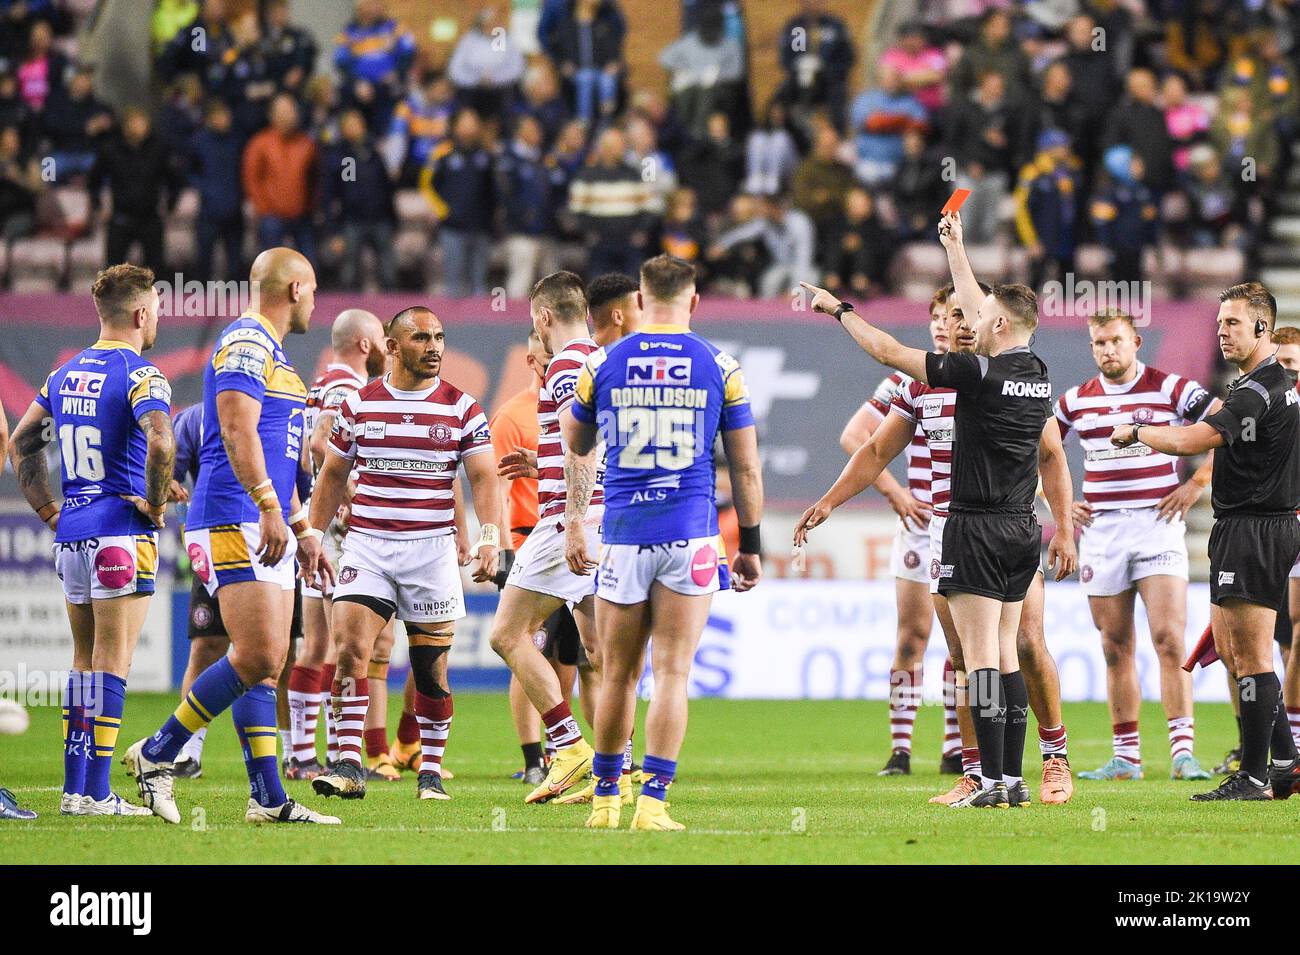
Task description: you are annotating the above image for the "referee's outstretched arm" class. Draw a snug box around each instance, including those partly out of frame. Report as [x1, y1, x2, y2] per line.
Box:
[1110, 420, 1225, 457]
[799, 282, 931, 382]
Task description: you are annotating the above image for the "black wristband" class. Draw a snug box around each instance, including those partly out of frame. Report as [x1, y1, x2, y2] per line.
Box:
[832, 302, 855, 322]
[739, 524, 762, 555]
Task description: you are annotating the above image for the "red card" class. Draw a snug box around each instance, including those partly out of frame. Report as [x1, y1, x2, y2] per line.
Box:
[941, 188, 971, 214]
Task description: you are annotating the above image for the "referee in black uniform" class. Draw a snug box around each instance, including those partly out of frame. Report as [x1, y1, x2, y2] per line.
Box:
[800, 209, 1078, 807]
[1110, 282, 1300, 800]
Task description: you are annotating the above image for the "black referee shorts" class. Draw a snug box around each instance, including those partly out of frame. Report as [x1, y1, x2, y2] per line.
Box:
[540, 605, 587, 667]
[938, 510, 1041, 603]
[1209, 514, 1300, 612]
[186, 576, 304, 641]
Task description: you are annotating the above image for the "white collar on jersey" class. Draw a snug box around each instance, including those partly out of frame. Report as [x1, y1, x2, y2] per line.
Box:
[1098, 360, 1145, 394]
[383, 373, 441, 399]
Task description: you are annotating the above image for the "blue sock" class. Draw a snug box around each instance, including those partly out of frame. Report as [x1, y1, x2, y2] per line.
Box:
[640, 754, 677, 801]
[85, 672, 126, 801]
[231, 684, 287, 807]
[63, 671, 87, 796]
[592, 751, 623, 797]
[144, 656, 244, 762]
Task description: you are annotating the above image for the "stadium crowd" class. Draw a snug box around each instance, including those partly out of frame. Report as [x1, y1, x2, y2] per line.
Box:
[0, 0, 1296, 297]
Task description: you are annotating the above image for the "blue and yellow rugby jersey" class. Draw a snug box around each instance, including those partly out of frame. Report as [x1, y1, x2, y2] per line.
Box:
[188, 313, 308, 529]
[572, 324, 755, 545]
[35, 340, 173, 543]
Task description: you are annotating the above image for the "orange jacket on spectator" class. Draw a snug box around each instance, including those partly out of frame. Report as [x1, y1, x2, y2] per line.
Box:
[242, 128, 318, 219]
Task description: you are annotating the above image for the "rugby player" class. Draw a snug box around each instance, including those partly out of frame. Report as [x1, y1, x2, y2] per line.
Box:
[1110, 283, 1300, 801]
[1058, 310, 1217, 781]
[305, 307, 500, 802]
[838, 287, 959, 776]
[1272, 326, 1300, 749]
[125, 247, 339, 826]
[798, 210, 1077, 808]
[488, 271, 610, 805]
[290, 309, 386, 780]
[564, 255, 764, 831]
[798, 282, 1077, 806]
[11, 264, 176, 816]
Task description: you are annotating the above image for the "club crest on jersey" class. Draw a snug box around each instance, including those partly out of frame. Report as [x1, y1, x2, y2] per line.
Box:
[428, 422, 454, 448]
[1132, 407, 1155, 424]
[59, 371, 106, 397]
[627, 356, 691, 385]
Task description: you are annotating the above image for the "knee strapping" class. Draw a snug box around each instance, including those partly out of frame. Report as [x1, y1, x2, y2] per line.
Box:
[407, 643, 450, 698]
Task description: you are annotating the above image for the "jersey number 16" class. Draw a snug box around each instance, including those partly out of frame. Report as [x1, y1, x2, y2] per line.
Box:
[58, 424, 105, 481]
[617, 407, 695, 471]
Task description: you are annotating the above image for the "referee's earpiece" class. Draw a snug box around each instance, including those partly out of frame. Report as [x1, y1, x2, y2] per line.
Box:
[1256, 318, 1267, 338]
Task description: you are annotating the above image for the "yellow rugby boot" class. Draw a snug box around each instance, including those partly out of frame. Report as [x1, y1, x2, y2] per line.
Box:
[629, 794, 684, 831]
[525, 740, 593, 804]
[585, 794, 621, 828]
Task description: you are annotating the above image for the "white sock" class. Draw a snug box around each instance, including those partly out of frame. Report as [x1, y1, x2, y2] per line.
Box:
[1003, 775, 1023, 786]
[980, 775, 998, 790]
[180, 727, 206, 761]
[279, 729, 292, 757]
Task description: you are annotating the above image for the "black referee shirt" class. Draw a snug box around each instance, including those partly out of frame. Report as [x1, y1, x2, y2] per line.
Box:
[925, 346, 1052, 511]
[1204, 354, 1300, 517]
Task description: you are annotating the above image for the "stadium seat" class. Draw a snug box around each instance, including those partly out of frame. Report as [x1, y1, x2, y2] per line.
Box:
[164, 224, 197, 270]
[171, 189, 200, 228]
[1182, 246, 1245, 298]
[890, 242, 948, 299]
[965, 243, 1009, 283]
[8, 237, 67, 291]
[393, 227, 430, 278]
[395, 189, 436, 228]
[66, 232, 106, 291]
[51, 187, 92, 238]
[1075, 243, 1109, 277]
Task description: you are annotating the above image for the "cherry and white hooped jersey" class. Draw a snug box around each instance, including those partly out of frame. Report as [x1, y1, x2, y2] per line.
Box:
[536, 336, 604, 521]
[305, 363, 366, 437]
[864, 371, 932, 506]
[328, 374, 492, 539]
[1055, 363, 1214, 510]
[889, 381, 957, 515]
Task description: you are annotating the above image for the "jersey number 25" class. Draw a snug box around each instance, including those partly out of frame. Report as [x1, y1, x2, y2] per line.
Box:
[617, 407, 695, 471]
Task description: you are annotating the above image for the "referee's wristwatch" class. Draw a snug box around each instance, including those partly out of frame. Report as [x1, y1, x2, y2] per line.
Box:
[832, 301, 855, 323]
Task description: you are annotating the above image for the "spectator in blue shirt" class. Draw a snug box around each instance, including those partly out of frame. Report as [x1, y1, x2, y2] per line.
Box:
[500, 115, 560, 299]
[1091, 144, 1159, 286]
[849, 64, 927, 187]
[384, 71, 454, 187]
[333, 0, 416, 132]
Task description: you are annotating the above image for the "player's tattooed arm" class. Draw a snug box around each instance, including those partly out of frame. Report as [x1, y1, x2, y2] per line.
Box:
[799, 282, 929, 382]
[562, 445, 599, 575]
[795, 411, 913, 545]
[124, 409, 176, 527]
[1038, 419, 1077, 581]
[10, 400, 58, 527]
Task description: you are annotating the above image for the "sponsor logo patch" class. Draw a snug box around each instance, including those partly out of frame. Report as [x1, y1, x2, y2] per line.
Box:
[187, 543, 210, 583]
[363, 421, 386, 439]
[921, 396, 944, 419]
[627, 356, 692, 385]
[94, 546, 135, 589]
[59, 371, 106, 397]
[690, 543, 718, 587]
[1001, 379, 1052, 398]
[1218, 571, 1236, 585]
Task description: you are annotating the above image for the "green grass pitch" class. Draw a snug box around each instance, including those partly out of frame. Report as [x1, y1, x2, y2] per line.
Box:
[2, 692, 1298, 864]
